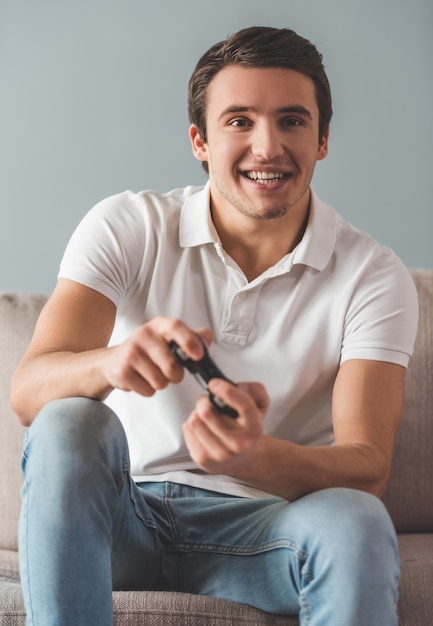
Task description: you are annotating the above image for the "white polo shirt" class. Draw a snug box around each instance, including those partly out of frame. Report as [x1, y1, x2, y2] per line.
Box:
[59, 183, 418, 498]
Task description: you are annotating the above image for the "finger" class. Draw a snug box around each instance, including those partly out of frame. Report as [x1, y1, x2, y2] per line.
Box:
[184, 400, 264, 476]
[183, 409, 233, 470]
[192, 394, 263, 462]
[151, 317, 210, 361]
[116, 367, 158, 397]
[237, 382, 270, 413]
[195, 327, 214, 349]
[130, 321, 190, 383]
[207, 380, 265, 432]
[108, 340, 174, 393]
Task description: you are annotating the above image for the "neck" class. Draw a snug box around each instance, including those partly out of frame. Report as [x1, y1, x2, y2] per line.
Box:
[212, 201, 310, 282]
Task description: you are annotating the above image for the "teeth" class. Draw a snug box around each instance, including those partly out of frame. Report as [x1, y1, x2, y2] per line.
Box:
[245, 171, 285, 183]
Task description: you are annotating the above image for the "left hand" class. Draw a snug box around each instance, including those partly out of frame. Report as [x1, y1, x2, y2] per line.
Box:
[182, 379, 269, 475]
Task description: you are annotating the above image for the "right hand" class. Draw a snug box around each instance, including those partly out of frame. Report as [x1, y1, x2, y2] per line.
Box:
[11, 278, 213, 424]
[102, 316, 213, 397]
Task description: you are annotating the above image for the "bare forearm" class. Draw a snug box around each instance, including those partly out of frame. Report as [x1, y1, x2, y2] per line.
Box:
[11, 315, 210, 426]
[10, 349, 114, 426]
[233, 435, 390, 501]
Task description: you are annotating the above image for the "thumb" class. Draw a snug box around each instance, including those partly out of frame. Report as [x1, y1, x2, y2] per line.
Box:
[195, 327, 214, 348]
[238, 382, 270, 413]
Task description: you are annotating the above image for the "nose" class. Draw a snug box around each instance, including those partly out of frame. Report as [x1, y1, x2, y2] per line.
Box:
[251, 121, 284, 160]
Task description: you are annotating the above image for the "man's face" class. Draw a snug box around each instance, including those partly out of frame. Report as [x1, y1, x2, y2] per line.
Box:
[190, 66, 328, 223]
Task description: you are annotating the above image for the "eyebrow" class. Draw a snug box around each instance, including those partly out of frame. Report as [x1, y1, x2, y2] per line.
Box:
[217, 105, 313, 121]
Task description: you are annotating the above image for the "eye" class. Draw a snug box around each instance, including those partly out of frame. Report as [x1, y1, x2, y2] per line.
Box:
[281, 117, 303, 127]
[228, 118, 251, 128]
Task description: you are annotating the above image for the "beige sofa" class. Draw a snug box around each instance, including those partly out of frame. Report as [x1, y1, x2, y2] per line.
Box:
[1, 269, 432, 625]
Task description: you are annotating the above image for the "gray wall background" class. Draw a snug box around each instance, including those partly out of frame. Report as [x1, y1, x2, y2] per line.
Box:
[1, 0, 432, 294]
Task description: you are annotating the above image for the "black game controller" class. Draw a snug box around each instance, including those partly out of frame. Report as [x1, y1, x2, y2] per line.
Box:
[169, 341, 239, 419]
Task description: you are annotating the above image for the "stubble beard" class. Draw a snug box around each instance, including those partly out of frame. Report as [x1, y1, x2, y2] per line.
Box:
[216, 177, 313, 222]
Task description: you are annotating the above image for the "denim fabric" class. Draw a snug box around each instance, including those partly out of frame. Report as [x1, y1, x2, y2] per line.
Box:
[19, 398, 399, 625]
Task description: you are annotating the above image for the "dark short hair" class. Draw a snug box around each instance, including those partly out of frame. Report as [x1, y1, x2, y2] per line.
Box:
[188, 26, 332, 158]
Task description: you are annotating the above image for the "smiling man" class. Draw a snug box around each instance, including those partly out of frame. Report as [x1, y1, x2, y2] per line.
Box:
[11, 27, 418, 626]
[190, 66, 328, 280]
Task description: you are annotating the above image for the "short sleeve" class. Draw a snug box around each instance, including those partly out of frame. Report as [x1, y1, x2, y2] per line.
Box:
[340, 253, 419, 367]
[58, 192, 146, 305]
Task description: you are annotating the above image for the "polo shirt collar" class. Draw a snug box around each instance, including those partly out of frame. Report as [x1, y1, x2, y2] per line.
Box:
[179, 183, 336, 272]
[179, 182, 217, 248]
[293, 190, 336, 271]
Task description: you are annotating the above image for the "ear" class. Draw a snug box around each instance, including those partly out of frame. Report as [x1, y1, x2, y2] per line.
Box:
[316, 127, 330, 161]
[189, 125, 209, 162]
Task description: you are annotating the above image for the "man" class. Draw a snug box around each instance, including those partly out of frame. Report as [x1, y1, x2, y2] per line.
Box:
[11, 26, 418, 625]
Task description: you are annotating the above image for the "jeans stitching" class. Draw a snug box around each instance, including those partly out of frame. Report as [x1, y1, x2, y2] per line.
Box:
[299, 588, 311, 626]
[127, 474, 159, 530]
[165, 538, 308, 558]
[162, 483, 185, 590]
[20, 434, 35, 625]
[299, 561, 312, 626]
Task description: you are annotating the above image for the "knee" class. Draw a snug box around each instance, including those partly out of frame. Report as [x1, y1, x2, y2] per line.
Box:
[25, 398, 127, 474]
[312, 487, 394, 533]
[34, 397, 119, 438]
[287, 490, 399, 619]
[303, 488, 398, 564]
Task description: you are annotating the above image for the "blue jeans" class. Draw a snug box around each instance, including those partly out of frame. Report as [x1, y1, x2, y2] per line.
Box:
[19, 398, 399, 625]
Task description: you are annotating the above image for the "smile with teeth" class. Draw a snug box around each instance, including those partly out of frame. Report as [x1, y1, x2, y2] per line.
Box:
[244, 171, 289, 184]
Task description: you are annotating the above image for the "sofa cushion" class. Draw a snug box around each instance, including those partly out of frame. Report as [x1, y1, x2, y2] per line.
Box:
[0, 577, 298, 625]
[2, 535, 432, 625]
[382, 270, 433, 532]
[0, 293, 47, 552]
[397, 533, 433, 625]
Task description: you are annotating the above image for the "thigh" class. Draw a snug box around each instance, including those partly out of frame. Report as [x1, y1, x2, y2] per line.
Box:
[111, 474, 165, 591]
[148, 484, 398, 622]
[22, 397, 166, 594]
[142, 482, 303, 615]
[19, 398, 166, 624]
